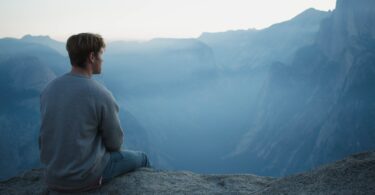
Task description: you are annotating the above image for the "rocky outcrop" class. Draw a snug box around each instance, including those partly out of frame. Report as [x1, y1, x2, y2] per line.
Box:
[1, 151, 374, 194]
[259, 151, 375, 194]
[0, 169, 274, 195]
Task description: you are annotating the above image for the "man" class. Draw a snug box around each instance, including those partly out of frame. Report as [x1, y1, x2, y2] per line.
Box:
[39, 33, 150, 192]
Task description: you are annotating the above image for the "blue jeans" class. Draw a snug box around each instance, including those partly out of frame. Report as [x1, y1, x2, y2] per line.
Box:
[102, 150, 151, 183]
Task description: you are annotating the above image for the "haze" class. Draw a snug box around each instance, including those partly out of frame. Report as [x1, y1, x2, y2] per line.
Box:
[0, 0, 335, 41]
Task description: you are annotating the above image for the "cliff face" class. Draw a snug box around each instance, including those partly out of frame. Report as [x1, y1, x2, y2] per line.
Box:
[1, 151, 374, 194]
[228, 0, 375, 176]
[317, 0, 375, 58]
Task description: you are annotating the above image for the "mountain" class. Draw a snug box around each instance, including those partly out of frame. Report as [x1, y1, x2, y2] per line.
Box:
[227, 0, 375, 176]
[1, 151, 374, 194]
[0, 57, 57, 180]
[21, 35, 67, 56]
[103, 38, 218, 96]
[198, 8, 330, 71]
[317, 0, 375, 58]
[0, 38, 69, 75]
[0, 38, 67, 180]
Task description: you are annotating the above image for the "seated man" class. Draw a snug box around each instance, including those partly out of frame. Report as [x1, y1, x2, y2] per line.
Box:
[39, 33, 150, 192]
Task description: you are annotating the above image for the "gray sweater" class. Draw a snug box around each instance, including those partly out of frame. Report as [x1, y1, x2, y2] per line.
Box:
[39, 72, 124, 190]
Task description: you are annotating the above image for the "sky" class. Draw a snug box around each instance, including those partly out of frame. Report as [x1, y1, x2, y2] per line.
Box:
[0, 0, 336, 42]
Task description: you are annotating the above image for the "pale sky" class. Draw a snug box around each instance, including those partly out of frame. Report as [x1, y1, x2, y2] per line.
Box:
[0, 0, 336, 42]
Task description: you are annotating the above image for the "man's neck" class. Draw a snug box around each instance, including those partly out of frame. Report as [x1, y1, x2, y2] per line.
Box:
[71, 66, 92, 78]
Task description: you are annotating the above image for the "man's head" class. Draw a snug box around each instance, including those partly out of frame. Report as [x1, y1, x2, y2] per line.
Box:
[66, 33, 105, 74]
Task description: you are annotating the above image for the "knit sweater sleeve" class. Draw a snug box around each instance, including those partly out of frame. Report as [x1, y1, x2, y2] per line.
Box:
[96, 86, 124, 151]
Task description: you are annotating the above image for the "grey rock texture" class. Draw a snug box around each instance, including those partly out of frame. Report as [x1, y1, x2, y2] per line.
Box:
[1, 151, 374, 194]
[0, 169, 274, 195]
[259, 151, 375, 194]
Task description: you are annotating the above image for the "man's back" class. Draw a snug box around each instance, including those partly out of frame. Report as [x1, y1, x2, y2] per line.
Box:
[39, 72, 123, 190]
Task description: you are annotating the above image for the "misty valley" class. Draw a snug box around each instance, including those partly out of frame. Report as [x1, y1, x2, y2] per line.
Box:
[1, 0, 375, 182]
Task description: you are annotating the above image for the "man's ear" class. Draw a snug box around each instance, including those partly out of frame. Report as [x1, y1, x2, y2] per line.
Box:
[89, 52, 95, 62]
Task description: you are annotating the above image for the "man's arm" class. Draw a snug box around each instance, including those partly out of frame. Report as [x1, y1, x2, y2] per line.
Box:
[99, 95, 124, 151]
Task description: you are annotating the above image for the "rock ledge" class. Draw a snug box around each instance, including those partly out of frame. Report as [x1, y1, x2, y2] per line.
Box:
[1, 151, 374, 194]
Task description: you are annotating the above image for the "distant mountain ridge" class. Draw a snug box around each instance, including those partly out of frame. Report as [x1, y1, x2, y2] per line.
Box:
[104, 37, 217, 96]
[198, 8, 330, 71]
[21, 35, 67, 56]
